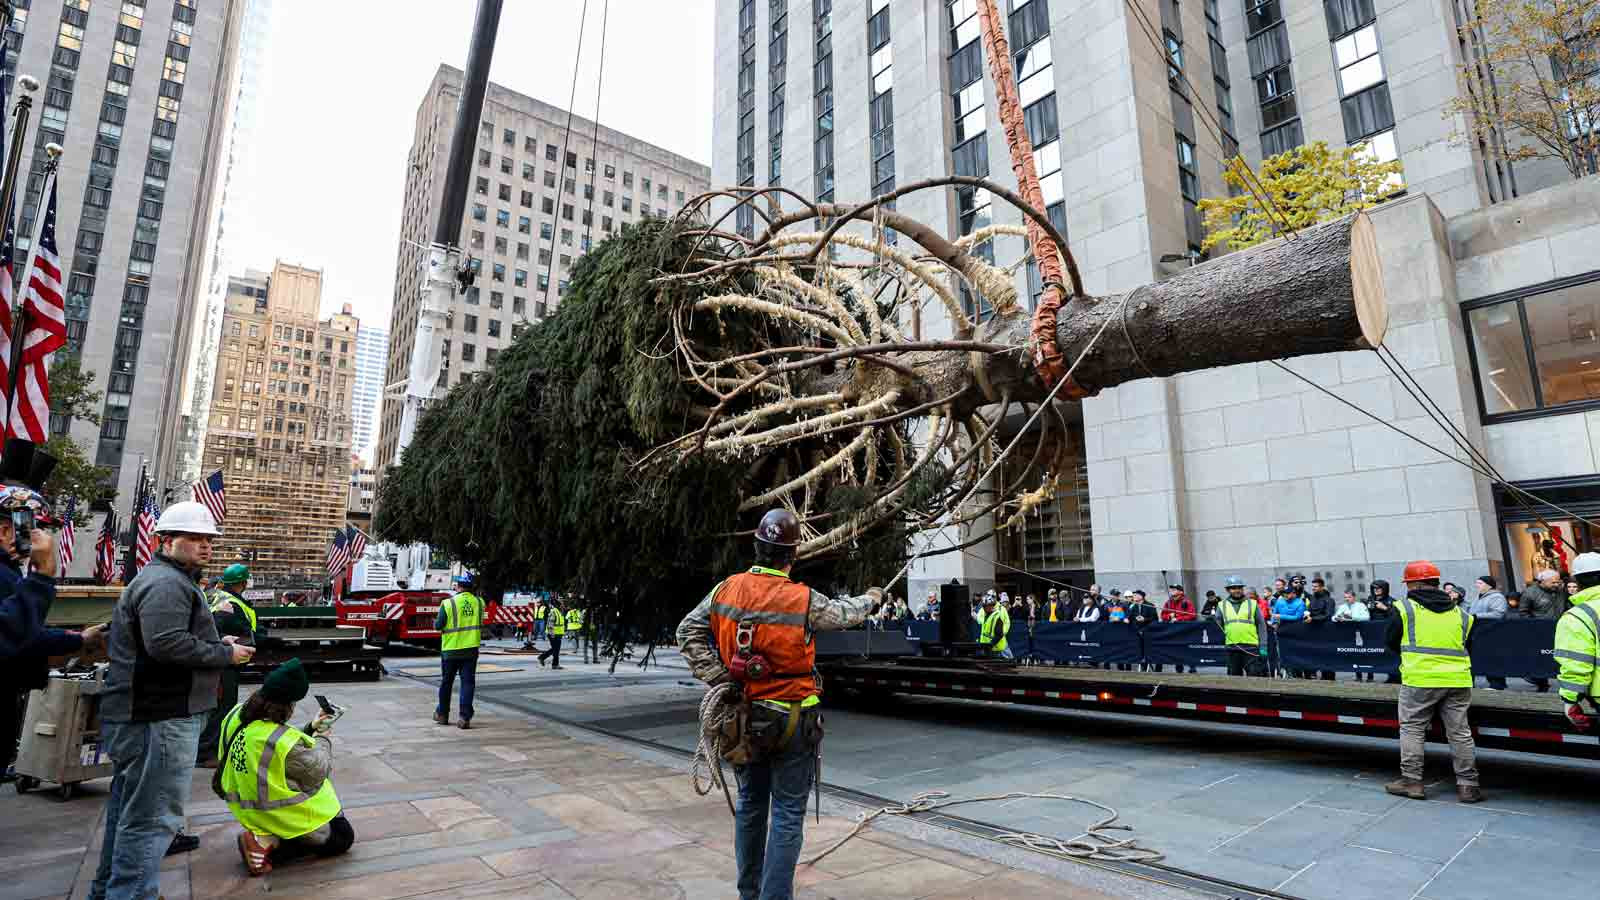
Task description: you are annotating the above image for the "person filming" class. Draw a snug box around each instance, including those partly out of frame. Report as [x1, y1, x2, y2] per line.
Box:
[217, 658, 353, 876]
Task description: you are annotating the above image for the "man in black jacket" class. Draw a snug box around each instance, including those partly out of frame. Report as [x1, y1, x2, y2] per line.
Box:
[1306, 577, 1337, 681]
[1129, 591, 1162, 672]
[89, 502, 255, 900]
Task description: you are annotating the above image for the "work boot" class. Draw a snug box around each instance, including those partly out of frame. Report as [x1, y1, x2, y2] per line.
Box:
[165, 833, 200, 855]
[1457, 784, 1486, 804]
[1384, 778, 1426, 800]
[196, 758, 220, 769]
[457, 718, 471, 730]
[433, 712, 448, 725]
[237, 831, 273, 876]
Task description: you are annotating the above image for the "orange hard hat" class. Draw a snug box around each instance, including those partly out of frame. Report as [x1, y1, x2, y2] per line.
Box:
[1402, 560, 1441, 582]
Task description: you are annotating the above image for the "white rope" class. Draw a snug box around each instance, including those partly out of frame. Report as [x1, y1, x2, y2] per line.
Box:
[802, 789, 1164, 867]
[690, 680, 742, 813]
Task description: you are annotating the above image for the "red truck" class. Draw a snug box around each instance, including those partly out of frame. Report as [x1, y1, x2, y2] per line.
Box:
[336, 590, 543, 648]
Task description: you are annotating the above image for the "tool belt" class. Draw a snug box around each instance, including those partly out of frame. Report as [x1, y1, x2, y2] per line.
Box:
[719, 697, 823, 766]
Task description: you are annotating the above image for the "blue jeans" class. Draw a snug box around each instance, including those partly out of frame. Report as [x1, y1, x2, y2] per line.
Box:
[89, 712, 207, 900]
[533, 619, 546, 641]
[437, 651, 478, 722]
[733, 730, 815, 900]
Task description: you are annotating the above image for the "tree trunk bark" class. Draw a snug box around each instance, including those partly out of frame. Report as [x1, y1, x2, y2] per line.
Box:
[1045, 211, 1386, 398]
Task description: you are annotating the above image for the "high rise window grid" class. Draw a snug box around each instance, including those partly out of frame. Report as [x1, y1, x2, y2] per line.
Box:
[1244, 0, 1302, 156]
[736, 0, 757, 236]
[768, 0, 787, 187]
[813, 0, 835, 206]
[868, 0, 894, 210]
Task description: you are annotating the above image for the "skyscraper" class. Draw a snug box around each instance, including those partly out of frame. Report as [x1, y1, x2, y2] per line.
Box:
[173, 0, 274, 485]
[350, 320, 385, 464]
[199, 261, 357, 584]
[2, 0, 245, 509]
[712, 0, 1597, 599]
[374, 64, 711, 476]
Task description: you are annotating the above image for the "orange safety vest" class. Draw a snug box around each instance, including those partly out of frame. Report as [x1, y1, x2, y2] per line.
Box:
[710, 567, 818, 703]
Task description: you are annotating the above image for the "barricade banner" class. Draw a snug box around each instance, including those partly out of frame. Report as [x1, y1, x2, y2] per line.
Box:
[813, 630, 917, 657]
[1143, 622, 1231, 668]
[1274, 621, 1397, 676]
[1027, 621, 1143, 665]
[1465, 618, 1558, 678]
[907, 620, 940, 644]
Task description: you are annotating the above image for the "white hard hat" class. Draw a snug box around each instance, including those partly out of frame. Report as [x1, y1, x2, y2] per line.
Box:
[154, 500, 221, 536]
[1572, 552, 1600, 577]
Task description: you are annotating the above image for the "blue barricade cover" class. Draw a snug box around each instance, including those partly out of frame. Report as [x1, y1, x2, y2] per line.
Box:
[1027, 621, 1143, 665]
[1463, 618, 1558, 678]
[1142, 621, 1232, 668]
[907, 620, 940, 644]
[813, 629, 917, 657]
[1274, 621, 1397, 675]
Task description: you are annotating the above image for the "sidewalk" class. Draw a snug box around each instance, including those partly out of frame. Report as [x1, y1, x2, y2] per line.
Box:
[1, 655, 1195, 900]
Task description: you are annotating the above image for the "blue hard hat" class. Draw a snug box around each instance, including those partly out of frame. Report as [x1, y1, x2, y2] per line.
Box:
[454, 573, 473, 585]
[1224, 576, 1246, 588]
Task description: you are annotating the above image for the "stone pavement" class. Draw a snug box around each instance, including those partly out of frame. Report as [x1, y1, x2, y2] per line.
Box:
[0, 651, 1200, 900]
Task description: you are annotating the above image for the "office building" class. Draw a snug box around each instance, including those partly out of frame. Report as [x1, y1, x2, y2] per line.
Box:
[173, 0, 275, 484]
[3, 0, 245, 511]
[374, 64, 711, 475]
[199, 261, 358, 584]
[347, 459, 375, 528]
[712, 0, 1599, 600]
[350, 320, 385, 464]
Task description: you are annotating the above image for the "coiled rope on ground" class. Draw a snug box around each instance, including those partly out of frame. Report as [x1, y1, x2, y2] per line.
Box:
[802, 789, 1164, 867]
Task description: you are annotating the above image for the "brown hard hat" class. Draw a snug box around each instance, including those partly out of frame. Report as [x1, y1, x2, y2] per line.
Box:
[755, 508, 801, 547]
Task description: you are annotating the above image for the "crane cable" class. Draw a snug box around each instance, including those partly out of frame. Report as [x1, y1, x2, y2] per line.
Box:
[539, 0, 592, 316]
[580, 0, 611, 252]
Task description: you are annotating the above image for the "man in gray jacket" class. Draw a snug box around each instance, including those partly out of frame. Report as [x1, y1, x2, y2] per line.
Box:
[1468, 576, 1508, 689]
[1519, 569, 1565, 692]
[89, 502, 254, 900]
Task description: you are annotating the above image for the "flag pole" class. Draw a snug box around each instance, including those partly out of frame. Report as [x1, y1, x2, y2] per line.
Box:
[0, 72, 36, 258]
[6, 146, 57, 427]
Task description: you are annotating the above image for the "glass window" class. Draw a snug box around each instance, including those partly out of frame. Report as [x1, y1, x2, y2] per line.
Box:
[1334, 25, 1383, 96]
[1468, 279, 1600, 417]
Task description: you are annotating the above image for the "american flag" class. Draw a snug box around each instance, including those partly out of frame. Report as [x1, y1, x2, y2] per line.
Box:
[95, 510, 119, 584]
[56, 496, 76, 573]
[134, 478, 159, 573]
[326, 527, 350, 578]
[0, 40, 12, 433]
[9, 174, 66, 443]
[346, 525, 368, 565]
[191, 469, 226, 525]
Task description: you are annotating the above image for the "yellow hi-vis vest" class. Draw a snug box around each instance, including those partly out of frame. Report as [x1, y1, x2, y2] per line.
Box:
[218, 704, 340, 839]
[548, 607, 566, 636]
[440, 591, 484, 653]
[1554, 586, 1600, 704]
[1396, 598, 1474, 688]
[565, 608, 583, 633]
[1220, 597, 1259, 650]
[207, 588, 258, 633]
[980, 606, 1009, 653]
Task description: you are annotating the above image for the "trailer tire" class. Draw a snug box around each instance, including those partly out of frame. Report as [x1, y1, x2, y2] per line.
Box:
[14, 774, 38, 794]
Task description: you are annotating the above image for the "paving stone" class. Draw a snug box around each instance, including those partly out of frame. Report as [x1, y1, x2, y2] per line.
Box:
[1354, 800, 1493, 864]
[263, 857, 503, 900]
[805, 857, 986, 899]
[1421, 834, 1599, 900]
[1215, 802, 1372, 868]
[1278, 844, 1440, 900]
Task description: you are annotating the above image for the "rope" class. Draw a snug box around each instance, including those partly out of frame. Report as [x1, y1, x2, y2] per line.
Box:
[580, 0, 611, 252]
[1118, 283, 1158, 380]
[802, 789, 1163, 868]
[690, 680, 741, 814]
[539, 0, 591, 314]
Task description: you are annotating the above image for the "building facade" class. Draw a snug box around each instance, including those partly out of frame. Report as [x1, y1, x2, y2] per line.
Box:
[3, 0, 244, 519]
[347, 460, 374, 528]
[350, 320, 385, 464]
[199, 261, 358, 584]
[172, 0, 273, 485]
[712, 0, 1599, 602]
[374, 64, 712, 475]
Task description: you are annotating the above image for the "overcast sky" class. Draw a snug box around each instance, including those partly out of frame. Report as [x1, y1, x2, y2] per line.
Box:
[226, 0, 716, 330]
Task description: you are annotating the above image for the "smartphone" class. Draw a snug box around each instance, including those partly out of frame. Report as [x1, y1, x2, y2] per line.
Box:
[313, 694, 346, 725]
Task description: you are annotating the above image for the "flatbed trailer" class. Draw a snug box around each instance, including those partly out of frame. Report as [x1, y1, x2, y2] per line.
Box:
[817, 656, 1600, 760]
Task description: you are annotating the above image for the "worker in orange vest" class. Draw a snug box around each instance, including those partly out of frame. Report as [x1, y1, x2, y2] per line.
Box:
[676, 508, 880, 900]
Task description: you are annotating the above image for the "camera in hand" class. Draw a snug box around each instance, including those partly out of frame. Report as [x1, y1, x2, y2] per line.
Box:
[0, 437, 58, 562]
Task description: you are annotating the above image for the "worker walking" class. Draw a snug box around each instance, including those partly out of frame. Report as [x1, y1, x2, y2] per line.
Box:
[538, 599, 565, 669]
[980, 592, 1012, 659]
[1384, 560, 1483, 803]
[433, 574, 483, 729]
[1218, 576, 1268, 676]
[197, 564, 265, 767]
[1555, 552, 1600, 732]
[524, 596, 547, 650]
[565, 602, 584, 656]
[677, 508, 878, 900]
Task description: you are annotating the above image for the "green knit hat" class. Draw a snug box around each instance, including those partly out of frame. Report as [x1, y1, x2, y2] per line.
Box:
[260, 658, 310, 704]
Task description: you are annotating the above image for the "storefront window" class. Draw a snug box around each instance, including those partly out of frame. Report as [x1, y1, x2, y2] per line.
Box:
[1466, 275, 1600, 420]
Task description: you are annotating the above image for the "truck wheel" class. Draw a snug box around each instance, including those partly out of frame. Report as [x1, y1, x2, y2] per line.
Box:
[57, 782, 75, 801]
[14, 775, 38, 794]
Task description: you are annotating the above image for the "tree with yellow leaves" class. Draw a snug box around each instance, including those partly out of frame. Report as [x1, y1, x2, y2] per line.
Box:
[1445, 0, 1600, 180]
[1197, 141, 1404, 252]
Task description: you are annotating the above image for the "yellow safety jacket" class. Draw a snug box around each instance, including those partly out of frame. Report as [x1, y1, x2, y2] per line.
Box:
[565, 608, 583, 634]
[1555, 586, 1600, 704]
[440, 591, 484, 653]
[980, 606, 1009, 653]
[218, 704, 340, 839]
[1219, 597, 1261, 651]
[548, 606, 566, 636]
[207, 587, 258, 633]
[1396, 598, 1473, 688]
